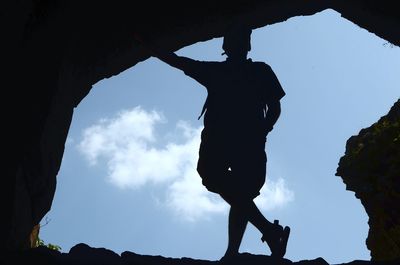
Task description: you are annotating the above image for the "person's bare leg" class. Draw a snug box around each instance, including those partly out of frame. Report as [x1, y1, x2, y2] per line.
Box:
[221, 194, 279, 258]
[227, 198, 276, 243]
[224, 205, 248, 257]
[243, 200, 288, 256]
[246, 200, 274, 233]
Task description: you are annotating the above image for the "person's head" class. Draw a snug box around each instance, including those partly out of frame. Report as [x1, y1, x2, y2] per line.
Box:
[222, 24, 252, 60]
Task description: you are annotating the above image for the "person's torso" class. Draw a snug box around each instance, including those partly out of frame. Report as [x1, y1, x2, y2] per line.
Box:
[202, 60, 267, 133]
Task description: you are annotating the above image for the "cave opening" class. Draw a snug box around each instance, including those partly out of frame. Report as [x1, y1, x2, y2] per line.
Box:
[39, 9, 400, 264]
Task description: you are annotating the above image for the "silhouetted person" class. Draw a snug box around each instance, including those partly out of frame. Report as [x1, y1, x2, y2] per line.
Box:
[135, 23, 290, 260]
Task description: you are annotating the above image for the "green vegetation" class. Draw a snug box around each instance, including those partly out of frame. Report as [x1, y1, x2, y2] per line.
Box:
[30, 218, 62, 252]
[36, 237, 62, 251]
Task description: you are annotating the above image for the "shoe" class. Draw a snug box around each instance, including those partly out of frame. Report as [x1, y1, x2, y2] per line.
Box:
[261, 220, 290, 258]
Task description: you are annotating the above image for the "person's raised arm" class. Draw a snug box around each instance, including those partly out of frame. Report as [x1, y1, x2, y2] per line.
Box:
[134, 33, 194, 72]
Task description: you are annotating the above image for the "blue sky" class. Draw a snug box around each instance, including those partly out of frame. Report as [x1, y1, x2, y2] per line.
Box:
[41, 9, 400, 264]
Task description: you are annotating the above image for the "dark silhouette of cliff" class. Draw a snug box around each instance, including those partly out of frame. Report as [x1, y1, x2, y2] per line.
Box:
[2, 1, 400, 264]
[336, 99, 400, 261]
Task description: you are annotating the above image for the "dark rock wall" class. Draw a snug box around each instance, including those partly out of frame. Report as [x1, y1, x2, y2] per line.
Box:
[2, 0, 399, 257]
[336, 100, 400, 261]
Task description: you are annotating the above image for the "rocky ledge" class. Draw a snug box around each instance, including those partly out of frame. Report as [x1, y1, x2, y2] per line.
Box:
[3, 243, 400, 265]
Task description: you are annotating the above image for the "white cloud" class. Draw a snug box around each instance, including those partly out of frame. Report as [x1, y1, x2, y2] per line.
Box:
[78, 106, 293, 221]
[166, 165, 228, 222]
[255, 178, 295, 211]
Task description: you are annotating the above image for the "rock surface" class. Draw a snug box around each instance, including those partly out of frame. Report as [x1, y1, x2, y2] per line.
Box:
[336, 100, 400, 261]
[4, 243, 399, 265]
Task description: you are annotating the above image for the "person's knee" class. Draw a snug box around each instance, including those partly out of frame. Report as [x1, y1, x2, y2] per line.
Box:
[196, 164, 213, 180]
[197, 166, 209, 176]
[196, 158, 208, 177]
[196, 165, 203, 177]
[222, 193, 252, 208]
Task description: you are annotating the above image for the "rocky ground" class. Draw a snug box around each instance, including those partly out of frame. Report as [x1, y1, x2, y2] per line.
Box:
[3, 243, 400, 265]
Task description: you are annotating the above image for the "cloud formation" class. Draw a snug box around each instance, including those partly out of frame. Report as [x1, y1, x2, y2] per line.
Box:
[255, 178, 294, 211]
[78, 107, 293, 221]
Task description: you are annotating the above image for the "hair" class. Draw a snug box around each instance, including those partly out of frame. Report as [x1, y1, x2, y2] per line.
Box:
[222, 23, 252, 54]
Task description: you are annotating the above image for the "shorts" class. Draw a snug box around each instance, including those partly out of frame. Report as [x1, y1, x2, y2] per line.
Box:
[196, 128, 266, 200]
